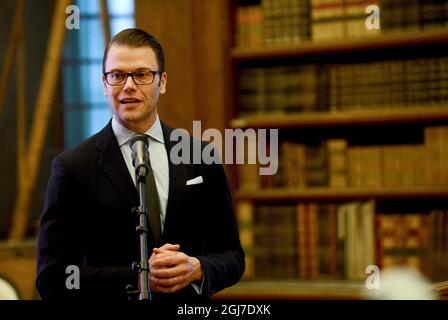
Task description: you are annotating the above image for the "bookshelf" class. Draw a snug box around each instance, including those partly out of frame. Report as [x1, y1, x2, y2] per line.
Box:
[214, 280, 364, 300]
[231, 29, 448, 61]
[227, 0, 448, 299]
[237, 187, 448, 202]
[231, 107, 448, 129]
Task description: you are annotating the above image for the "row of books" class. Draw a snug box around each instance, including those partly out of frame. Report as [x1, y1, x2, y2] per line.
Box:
[329, 57, 448, 111]
[381, 0, 448, 34]
[263, 0, 311, 45]
[235, 0, 448, 47]
[311, 0, 381, 41]
[239, 65, 325, 114]
[238, 126, 448, 190]
[377, 210, 436, 281]
[239, 201, 447, 281]
[236, 0, 311, 47]
[238, 56, 448, 115]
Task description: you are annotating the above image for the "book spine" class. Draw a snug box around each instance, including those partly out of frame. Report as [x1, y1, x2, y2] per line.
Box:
[326, 138, 348, 188]
[297, 203, 309, 278]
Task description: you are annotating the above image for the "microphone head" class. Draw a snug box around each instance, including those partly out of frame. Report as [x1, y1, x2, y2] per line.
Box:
[130, 134, 149, 149]
[130, 134, 149, 173]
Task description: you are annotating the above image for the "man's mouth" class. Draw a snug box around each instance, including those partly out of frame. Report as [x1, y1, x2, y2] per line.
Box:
[119, 98, 141, 104]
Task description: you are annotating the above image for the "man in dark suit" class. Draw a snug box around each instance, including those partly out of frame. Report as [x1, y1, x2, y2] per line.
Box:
[36, 28, 245, 300]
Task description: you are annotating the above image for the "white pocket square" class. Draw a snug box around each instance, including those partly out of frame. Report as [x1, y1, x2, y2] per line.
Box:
[186, 176, 203, 185]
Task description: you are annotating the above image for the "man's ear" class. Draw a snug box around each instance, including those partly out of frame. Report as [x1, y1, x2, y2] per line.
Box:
[102, 76, 108, 96]
[159, 72, 167, 94]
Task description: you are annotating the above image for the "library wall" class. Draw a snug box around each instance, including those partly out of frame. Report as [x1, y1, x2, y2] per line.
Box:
[218, 0, 448, 299]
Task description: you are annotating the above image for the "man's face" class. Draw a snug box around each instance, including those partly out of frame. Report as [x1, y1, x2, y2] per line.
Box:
[103, 44, 167, 132]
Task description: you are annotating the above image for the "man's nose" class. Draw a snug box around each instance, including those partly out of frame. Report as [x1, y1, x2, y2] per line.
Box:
[123, 74, 137, 90]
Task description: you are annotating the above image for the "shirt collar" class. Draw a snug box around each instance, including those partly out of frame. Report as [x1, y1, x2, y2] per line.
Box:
[112, 114, 165, 147]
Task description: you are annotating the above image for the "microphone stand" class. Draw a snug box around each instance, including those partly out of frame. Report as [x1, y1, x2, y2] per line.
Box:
[126, 136, 152, 301]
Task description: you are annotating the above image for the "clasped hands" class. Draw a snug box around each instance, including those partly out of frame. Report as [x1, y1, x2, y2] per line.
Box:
[149, 243, 203, 293]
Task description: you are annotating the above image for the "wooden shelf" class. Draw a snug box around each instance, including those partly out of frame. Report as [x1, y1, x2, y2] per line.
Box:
[231, 29, 448, 62]
[230, 107, 448, 129]
[0, 240, 37, 258]
[236, 187, 448, 202]
[213, 280, 364, 300]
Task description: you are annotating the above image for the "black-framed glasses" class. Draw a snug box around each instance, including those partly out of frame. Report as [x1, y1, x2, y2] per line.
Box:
[103, 70, 160, 86]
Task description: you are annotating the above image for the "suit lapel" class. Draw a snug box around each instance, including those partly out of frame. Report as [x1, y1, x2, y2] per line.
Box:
[161, 122, 187, 238]
[93, 121, 138, 209]
[92, 121, 188, 241]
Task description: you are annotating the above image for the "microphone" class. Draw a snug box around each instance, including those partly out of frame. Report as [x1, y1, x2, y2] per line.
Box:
[130, 134, 149, 177]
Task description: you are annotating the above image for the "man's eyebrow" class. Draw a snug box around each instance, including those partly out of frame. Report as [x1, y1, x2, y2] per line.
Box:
[105, 69, 124, 73]
[133, 68, 153, 72]
[105, 68, 153, 73]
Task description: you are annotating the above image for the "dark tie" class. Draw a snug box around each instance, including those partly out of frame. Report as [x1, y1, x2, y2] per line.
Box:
[145, 136, 163, 247]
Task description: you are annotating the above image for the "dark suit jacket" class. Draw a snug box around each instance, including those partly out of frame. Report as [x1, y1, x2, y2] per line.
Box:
[36, 121, 245, 300]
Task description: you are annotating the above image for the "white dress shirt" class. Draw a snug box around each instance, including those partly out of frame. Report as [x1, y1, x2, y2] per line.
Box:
[111, 114, 169, 232]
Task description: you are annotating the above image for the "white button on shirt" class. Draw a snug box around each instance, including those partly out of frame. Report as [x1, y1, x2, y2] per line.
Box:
[111, 114, 169, 232]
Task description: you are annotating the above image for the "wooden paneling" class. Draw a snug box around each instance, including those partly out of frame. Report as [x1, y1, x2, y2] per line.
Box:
[135, 0, 230, 134]
[0, 0, 59, 240]
[8, 0, 69, 242]
[191, 0, 230, 133]
[136, 0, 196, 131]
[0, 0, 26, 116]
